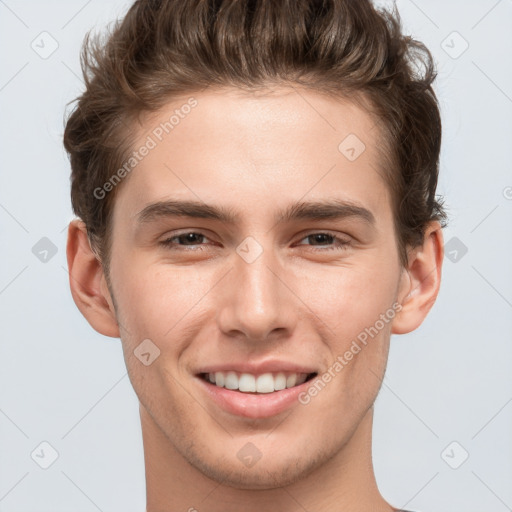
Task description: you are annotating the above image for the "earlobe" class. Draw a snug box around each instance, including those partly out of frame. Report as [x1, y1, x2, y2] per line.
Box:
[66, 219, 120, 338]
[391, 221, 444, 335]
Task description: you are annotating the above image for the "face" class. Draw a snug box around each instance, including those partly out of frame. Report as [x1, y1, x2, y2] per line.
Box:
[105, 86, 407, 488]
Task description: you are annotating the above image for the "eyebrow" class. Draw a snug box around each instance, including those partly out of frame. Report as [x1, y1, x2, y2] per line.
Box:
[136, 199, 376, 227]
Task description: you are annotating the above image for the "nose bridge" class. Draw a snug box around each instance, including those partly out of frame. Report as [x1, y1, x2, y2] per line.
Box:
[217, 241, 294, 340]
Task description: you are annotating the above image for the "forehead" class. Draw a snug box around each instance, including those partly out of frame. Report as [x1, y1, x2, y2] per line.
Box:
[113, 86, 392, 226]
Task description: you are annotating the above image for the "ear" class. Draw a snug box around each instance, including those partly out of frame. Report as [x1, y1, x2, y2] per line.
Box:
[391, 221, 444, 334]
[66, 219, 120, 338]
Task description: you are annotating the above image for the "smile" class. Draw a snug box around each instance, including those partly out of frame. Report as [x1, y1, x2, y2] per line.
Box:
[196, 368, 319, 419]
[200, 371, 317, 393]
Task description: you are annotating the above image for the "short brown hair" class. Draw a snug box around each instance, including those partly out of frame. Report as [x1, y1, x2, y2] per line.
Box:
[63, 0, 447, 271]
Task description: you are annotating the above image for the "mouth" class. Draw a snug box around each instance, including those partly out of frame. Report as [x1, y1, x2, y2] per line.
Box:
[195, 370, 318, 419]
[198, 371, 318, 394]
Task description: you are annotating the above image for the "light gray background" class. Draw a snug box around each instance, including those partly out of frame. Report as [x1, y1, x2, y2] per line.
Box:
[1, 1, 511, 511]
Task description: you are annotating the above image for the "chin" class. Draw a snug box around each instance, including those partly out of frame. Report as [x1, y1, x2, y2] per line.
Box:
[184, 444, 327, 490]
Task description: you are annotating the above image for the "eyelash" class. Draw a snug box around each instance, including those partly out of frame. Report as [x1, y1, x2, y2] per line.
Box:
[159, 231, 351, 252]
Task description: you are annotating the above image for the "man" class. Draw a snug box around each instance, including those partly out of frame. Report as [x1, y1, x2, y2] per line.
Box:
[64, 0, 446, 510]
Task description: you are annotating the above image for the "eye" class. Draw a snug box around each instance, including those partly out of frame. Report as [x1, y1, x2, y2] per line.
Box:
[296, 232, 351, 251]
[158, 230, 351, 252]
[159, 231, 211, 249]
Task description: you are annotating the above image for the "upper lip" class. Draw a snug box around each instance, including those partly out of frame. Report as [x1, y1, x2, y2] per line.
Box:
[195, 359, 318, 376]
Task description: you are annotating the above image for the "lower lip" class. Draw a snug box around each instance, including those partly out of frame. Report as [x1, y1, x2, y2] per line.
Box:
[196, 375, 313, 419]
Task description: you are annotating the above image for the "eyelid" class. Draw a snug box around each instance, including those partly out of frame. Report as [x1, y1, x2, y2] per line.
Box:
[159, 229, 352, 251]
[296, 229, 351, 242]
[159, 230, 214, 248]
[160, 229, 214, 241]
[294, 232, 352, 252]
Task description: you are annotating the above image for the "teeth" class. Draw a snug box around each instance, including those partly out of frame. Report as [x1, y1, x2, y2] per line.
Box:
[215, 372, 224, 387]
[274, 373, 287, 391]
[256, 373, 274, 393]
[286, 374, 297, 388]
[205, 371, 311, 393]
[296, 374, 308, 385]
[239, 373, 256, 392]
[225, 371, 238, 390]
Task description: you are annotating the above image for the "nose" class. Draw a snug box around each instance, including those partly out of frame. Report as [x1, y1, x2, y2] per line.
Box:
[216, 242, 297, 343]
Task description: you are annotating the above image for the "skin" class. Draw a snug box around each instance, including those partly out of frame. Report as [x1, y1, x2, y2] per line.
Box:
[67, 86, 443, 512]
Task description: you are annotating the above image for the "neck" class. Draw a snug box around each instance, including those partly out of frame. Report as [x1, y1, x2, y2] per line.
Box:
[141, 404, 395, 512]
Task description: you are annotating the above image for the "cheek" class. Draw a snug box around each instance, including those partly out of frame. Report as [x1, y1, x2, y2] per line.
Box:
[293, 257, 400, 347]
[113, 247, 400, 360]
[112, 257, 214, 345]
[292, 258, 399, 412]
[309, 261, 399, 409]
[112, 262, 205, 410]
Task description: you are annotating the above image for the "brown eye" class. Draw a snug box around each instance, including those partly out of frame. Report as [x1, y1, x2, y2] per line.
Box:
[160, 232, 209, 249]
[303, 233, 335, 246]
[296, 232, 351, 251]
